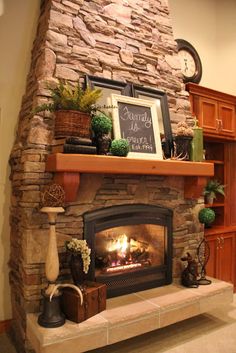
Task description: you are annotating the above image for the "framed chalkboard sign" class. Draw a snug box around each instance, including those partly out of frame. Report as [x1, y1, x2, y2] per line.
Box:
[111, 94, 163, 160]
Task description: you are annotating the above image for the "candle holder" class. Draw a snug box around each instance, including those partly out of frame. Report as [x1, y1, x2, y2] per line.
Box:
[38, 207, 65, 328]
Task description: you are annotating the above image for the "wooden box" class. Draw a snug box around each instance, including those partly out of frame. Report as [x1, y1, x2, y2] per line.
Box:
[61, 281, 106, 323]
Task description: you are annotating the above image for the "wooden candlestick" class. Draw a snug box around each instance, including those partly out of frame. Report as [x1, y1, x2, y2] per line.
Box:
[38, 207, 65, 328]
[40, 207, 65, 295]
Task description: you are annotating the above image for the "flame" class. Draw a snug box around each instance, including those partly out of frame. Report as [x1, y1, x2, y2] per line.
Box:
[107, 234, 128, 256]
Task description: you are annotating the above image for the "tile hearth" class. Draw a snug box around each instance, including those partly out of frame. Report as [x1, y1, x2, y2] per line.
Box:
[27, 279, 233, 353]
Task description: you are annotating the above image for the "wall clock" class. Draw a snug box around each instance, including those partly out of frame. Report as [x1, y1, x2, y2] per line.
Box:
[176, 39, 202, 84]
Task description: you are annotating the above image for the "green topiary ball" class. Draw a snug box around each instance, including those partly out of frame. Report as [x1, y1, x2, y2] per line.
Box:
[110, 139, 129, 157]
[91, 114, 112, 135]
[198, 208, 215, 226]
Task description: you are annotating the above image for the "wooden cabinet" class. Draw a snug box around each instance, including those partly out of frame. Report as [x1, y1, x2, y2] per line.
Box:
[187, 84, 236, 290]
[206, 231, 235, 285]
[186, 83, 236, 139]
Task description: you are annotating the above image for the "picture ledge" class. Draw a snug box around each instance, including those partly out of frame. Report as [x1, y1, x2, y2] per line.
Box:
[45, 153, 214, 202]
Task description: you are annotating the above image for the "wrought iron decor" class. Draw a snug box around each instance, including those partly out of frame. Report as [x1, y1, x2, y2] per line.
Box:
[85, 75, 173, 157]
[197, 237, 212, 285]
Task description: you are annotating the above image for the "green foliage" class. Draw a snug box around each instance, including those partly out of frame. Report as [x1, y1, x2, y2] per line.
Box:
[34, 80, 102, 114]
[110, 139, 129, 157]
[203, 179, 225, 200]
[198, 208, 216, 225]
[91, 113, 112, 135]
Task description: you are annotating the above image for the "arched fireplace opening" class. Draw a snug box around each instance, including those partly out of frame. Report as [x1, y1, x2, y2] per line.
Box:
[84, 204, 173, 297]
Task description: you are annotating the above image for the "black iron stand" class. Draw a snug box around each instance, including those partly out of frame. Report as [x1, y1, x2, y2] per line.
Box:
[38, 290, 65, 328]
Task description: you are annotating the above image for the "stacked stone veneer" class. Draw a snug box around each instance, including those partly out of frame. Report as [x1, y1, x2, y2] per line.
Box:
[9, 0, 203, 352]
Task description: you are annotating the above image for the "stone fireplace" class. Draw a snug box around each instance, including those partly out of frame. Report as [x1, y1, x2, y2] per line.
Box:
[9, 0, 207, 352]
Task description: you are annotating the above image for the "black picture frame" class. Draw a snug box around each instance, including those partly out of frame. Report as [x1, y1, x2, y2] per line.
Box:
[85, 75, 173, 157]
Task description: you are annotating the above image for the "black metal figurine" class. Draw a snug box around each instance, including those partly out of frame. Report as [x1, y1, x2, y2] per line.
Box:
[181, 252, 199, 288]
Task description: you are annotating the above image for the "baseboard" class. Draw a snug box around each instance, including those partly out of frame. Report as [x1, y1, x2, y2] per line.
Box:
[0, 319, 12, 334]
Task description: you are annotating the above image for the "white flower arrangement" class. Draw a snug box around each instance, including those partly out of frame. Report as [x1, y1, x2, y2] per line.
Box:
[66, 238, 91, 274]
[176, 121, 194, 137]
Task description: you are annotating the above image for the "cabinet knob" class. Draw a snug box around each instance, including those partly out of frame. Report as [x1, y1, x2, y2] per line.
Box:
[219, 119, 223, 131]
[216, 119, 220, 131]
[216, 237, 220, 250]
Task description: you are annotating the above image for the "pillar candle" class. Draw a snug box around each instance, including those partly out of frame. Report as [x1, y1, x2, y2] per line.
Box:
[190, 121, 203, 162]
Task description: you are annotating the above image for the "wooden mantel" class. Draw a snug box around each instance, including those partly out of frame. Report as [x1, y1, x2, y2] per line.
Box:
[46, 153, 214, 202]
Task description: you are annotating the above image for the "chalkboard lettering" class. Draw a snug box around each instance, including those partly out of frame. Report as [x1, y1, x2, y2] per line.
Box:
[118, 102, 156, 154]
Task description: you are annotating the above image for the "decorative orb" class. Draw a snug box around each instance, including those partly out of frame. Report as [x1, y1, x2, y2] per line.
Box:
[198, 208, 215, 226]
[41, 183, 65, 207]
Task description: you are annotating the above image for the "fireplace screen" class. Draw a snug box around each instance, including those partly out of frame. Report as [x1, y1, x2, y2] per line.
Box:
[84, 204, 172, 297]
[95, 224, 165, 276]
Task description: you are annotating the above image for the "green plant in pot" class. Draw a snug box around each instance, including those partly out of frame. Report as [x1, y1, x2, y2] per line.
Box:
[34, 80, 102, 139]
[91, 113, 113, 155]
[110, 139, 129, 157]
[198, 208, 216, 228]
[204, 179, 225, 205]
[174, 121, 194, 160]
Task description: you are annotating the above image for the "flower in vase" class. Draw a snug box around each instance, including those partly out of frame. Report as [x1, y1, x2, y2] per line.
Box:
[65, 238, 91, 274]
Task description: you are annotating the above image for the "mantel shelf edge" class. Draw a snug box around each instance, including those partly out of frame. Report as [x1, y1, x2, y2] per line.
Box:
[46, 153, 214, 202]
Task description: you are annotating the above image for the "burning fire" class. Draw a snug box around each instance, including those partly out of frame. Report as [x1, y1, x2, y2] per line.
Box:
[103, 233, 150, 273]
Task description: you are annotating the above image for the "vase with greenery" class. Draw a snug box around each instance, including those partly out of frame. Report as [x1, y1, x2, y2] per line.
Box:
[110, 139, 129, 157]
[34, 80, 102, 139]
[198, 208, 216, 227]
[174, 121, 194, 160]
[204, 179, 225, 205]
[91, 113, 113, 155]
[65, 238, 91, 286]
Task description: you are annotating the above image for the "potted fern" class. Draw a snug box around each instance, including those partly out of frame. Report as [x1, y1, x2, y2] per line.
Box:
[204, 179, 225, 205]
[34, 80, 102, 139]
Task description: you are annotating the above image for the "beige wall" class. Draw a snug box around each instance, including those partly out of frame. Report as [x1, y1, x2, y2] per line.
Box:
[0, 0, 40, 320]
[169, 0, 236, 95]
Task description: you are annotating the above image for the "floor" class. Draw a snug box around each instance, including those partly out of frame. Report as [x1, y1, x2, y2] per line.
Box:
[2, 294, 236, 353]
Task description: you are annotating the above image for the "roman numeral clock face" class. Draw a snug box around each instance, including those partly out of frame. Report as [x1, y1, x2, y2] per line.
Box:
[176, 39, 202, 84]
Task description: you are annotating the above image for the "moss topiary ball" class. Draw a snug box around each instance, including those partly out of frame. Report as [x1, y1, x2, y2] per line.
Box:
[110, 139, 129, 157]
[198, 208, 215, 226]
[91, 114, 112, 135]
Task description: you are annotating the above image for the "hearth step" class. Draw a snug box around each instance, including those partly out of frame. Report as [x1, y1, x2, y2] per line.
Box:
[27, 278, 233, 353]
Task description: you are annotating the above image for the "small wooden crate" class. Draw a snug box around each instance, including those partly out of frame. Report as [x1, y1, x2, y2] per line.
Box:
[61, 281, 106, 323]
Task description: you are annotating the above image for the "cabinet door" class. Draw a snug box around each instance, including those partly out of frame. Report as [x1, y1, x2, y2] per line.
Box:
[199, 98, 218, 134]
[218, 103, 235, 137]
[205, 235, 218, 278]
[218, 232, 235, 283]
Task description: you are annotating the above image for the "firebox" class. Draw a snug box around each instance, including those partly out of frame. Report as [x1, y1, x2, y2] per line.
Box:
[83, 204, 173, 297]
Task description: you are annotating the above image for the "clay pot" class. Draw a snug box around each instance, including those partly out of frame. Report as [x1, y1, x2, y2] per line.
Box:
[95, 134, 111, 155]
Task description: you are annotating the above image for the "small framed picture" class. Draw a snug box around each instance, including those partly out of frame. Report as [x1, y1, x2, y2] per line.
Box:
[111, 94, 163, 160]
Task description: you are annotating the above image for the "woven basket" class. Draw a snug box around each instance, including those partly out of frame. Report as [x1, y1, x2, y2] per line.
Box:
[54, 110, 91, 138]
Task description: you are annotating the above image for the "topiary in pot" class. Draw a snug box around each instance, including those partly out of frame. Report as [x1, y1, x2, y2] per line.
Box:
[198, 208, 215, 227]
[91, 113, 113, 155]
[110, 139, 129, 157]
[91, 113, 112, 135]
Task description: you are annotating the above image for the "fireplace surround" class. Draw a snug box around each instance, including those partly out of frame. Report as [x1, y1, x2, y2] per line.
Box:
[84, 204, 173, 297]
[9, 0, 211, 351]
